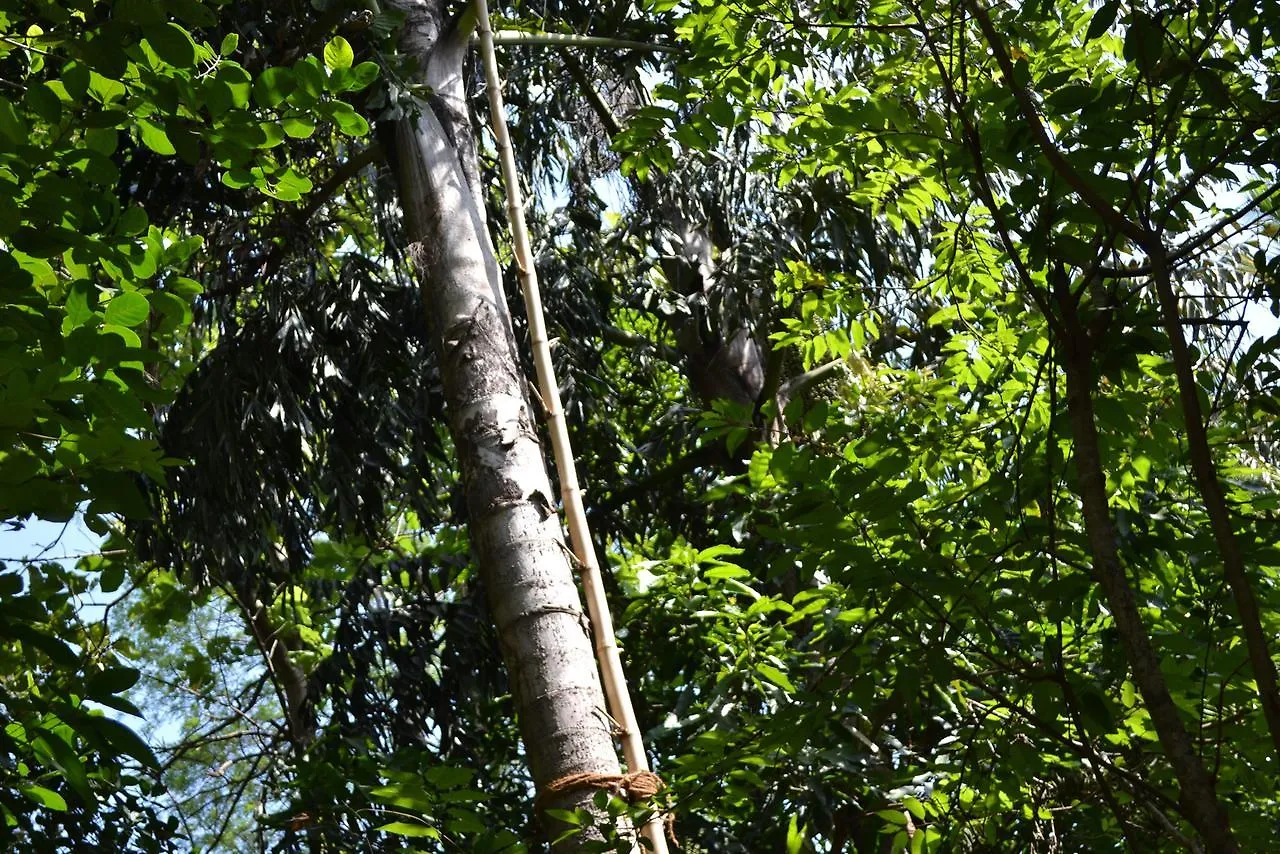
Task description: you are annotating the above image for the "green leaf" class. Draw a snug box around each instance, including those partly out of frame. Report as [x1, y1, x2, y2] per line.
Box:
[1046, 84, 1097, 113]
[104, 292, 150, 327]
[1124, 12, 1162, 74]
[755, 662, 795, 693]
[377, 822, 439, 838]
[253, 67, 297, 109]
[100, 562, 126, 594]
[1079, 688, 1115, 734]
[326, 101, 369, 136]
[293, 57, 325, 98]
[19, 785, 68, 812]
[219, 33, 239, 56]
[86, 471, 150, 519]
[85, 127, 118, 155]
[115, 0, 165, 27]
[369, 781, 434, 811]
[166, 0, 217, 28]
[86, 666, 141, 697]
[0, 95, 29, 145]
[25, 83, 63, 124]
[349, 61, 380, 91]
[144, 22, 198, 68]
[1086, 2, 1118, 41]
[698, 544, 745, 562]
[281, 115, 315, 139]
[65, 280, 95, 326]
[444, 809, 486, 834]
[80, 715, 158, 768]
[215, 63, 253, 108]
[705, 564, 750, 579]
[323, 36, 354, 71]
[424, 765, 474, 790]
[786, 814, 805, 854]
[119, 205, 148, 236]
[5, 624, 79, 667]
[221, 168, 253, 189]
[35, 730, 95, 808]
[137, 119, 176, 156]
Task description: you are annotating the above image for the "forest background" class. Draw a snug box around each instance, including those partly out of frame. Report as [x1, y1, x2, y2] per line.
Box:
[2, 0, 1279, 851]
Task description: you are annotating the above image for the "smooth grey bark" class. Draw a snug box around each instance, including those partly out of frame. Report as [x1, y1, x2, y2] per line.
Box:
[386, 0, 622, 841]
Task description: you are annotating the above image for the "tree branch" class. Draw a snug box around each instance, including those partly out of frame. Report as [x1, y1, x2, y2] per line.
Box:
[965, 0, 1149, 247]
[1054, 275, 1238, 852]
[1148, 244, 1280, 756]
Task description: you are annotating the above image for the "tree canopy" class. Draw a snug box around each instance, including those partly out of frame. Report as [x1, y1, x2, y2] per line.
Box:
[2, 0, 1279, 851]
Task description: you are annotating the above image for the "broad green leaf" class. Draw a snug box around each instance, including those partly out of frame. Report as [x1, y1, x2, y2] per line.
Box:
[293, 57, 325, 98]
[786, 815, 805, 854]
[86, 666, 141, 697]
[327, 102, 369, 137]
[349, 60, 380, 90]
[166, 0, 217, 27]
[19, 785, 67, 812]
[137, 119, 175, 155]
[78, 715, 158, 768]
[253, 67, 297, 109]
[1086, 2, 1118, 40]
[281, 115, 315, 139]
[99, 562, 126, 594]
[118, 205, 148, 236]
[64, 280, 95, 326]
[323, 36, 354, 71]
[144, 22, 198, 68]
[221, 168, 253, 189]
[24, 83, 62, 123]
[755, 662, 795, 693]
[1124, 12, 1162, 74]
[114, 0, 164, 27]
[0, 95, 29, 145]
[698, 544, 745, 562]
[104, 292, 150, 327]
[424, 765, 474, 790]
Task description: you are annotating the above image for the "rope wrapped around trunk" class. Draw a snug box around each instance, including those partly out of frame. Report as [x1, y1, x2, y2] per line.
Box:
[536, 770, 675, 841]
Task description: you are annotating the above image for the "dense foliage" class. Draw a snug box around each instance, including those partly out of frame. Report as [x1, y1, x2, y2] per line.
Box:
[2, 0, 1278, 851]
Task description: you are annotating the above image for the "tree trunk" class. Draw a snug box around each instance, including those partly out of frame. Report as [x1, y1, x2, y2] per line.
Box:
[1055, 284, 1237, 853]
[1148, 246, 1280, 755]
[386, 0, 622, 843]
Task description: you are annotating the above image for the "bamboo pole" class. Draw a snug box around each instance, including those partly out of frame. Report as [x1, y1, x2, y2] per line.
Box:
[473, 4, 669, 852]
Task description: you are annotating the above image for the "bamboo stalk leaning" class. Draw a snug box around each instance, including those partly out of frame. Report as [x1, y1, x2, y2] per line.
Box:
[473, 3, 670, 851]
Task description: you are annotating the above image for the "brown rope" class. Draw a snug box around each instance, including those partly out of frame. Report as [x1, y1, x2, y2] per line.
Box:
[536, 771, 676, 841]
